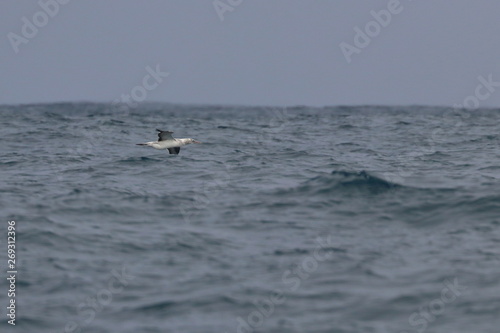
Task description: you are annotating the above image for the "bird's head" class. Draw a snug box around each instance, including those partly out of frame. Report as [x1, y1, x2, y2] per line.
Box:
[188, 138, 202, 144]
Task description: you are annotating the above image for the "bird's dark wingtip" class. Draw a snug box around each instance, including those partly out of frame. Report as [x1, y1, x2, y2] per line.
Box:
[156, 129, 162, 132]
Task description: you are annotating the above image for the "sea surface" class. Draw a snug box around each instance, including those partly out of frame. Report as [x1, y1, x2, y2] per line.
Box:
[1, 103, 499, 333]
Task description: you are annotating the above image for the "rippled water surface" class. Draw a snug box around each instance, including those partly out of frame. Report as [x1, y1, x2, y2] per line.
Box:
[1, 103, 500, 333]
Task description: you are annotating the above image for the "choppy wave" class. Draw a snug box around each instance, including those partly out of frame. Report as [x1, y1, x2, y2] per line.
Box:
[305, 170, 401, 193]
[1, 103, 500, 333]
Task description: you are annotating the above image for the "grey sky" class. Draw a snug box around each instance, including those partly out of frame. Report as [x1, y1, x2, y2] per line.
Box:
[1, 0, 500, 107]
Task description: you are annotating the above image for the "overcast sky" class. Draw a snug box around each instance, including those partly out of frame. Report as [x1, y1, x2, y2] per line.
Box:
[1, 0, 500, 107]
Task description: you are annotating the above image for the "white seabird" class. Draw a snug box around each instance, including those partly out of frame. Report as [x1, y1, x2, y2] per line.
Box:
[136, 129, 201, 154]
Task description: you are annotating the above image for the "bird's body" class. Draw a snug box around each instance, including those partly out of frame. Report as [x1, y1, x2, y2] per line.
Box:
[140, 138, 195, 149]
[136, 129, 201, 154]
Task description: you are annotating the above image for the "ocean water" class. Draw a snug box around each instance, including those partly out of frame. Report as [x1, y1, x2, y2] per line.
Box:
[1, 102, 499, 333]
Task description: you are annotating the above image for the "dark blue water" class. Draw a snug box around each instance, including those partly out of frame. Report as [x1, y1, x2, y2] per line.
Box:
[1, 103, 499, 333]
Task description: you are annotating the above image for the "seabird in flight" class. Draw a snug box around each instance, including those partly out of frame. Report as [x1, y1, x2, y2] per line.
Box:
[136, 129, 201, 154]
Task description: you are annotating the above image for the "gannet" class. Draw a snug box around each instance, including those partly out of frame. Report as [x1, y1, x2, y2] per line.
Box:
[136, 129, 201, 154]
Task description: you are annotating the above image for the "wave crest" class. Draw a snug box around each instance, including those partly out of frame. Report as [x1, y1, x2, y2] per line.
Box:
[301, 170, 401, 195]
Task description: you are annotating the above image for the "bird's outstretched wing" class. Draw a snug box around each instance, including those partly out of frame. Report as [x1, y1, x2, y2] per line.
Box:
[168, 147, 180, 155]
[156, 129, 174, 141]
